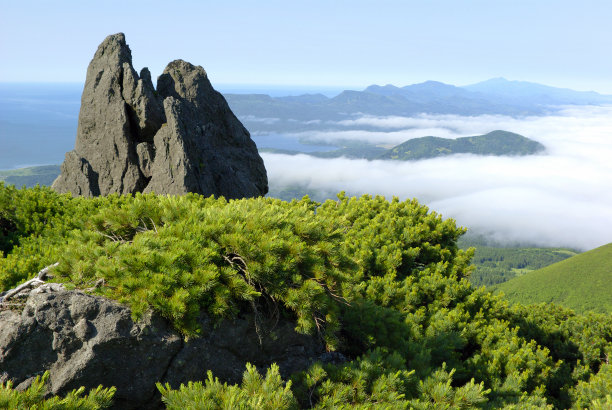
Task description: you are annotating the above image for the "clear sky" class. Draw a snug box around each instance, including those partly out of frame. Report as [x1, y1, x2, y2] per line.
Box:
[1, 0, 612, 92]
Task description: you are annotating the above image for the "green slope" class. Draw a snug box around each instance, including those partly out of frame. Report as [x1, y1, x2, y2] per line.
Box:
[0, 165, 60, 188]
[380, 130, 545, 160]
[496, 242, 612, 313]
[459, 242, 578, 287]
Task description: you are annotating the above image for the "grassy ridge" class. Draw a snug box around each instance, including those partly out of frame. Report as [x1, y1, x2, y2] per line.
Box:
[495, 242, 612, 313]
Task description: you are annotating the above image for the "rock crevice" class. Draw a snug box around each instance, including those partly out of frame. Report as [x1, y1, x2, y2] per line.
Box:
[52, 33, 267, 198]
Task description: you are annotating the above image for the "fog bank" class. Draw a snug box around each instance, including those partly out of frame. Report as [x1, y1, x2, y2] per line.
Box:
[262, 106, 612, 250]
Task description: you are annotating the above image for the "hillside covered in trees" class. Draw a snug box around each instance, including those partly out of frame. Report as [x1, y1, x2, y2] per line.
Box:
[380, 131, 545, 160]
[459, 237, 578, 287]
[496, 243, 612, 314]
[1, 183, 611, 408]
[260, 130, 544, 160]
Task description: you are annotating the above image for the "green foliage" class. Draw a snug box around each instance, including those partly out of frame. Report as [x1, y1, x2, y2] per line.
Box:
[412, 364, 490, 409]
[293, 349, 415, 408]
[0, 371, 115, 409]
[157, 363, 297, 409]
[316, 192, 469, 285]
[2, 185, 612, 408]
[571, 363, 612, 408]
[496, 242, 612, 313]
[0, 182, 67, 254]
[290, 350, 489, 409]
[0, 184, 128, 290]
[53, 194, 352, 346]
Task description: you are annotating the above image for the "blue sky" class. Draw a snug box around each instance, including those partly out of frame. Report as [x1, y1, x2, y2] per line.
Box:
[2, 0, 612, 92]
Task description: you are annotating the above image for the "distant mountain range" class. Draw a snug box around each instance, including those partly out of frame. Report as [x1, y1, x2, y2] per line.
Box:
[1, 78, 607, 170]
[462, 77, 612, 106]
[226, 78, 612, 134]
[369, 77, 612, 108]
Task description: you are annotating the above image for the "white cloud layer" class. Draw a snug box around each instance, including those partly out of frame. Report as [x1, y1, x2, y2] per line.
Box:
[262, 106, 612, 250]
[240, 115, 280, 125]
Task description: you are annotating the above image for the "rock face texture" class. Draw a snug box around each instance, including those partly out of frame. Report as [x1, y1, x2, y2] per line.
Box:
[52, 33, 267, 198]
[0, 285, 326, 409]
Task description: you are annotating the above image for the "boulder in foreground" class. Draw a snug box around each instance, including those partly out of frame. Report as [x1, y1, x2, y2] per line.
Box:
[0, 284, 324, 409]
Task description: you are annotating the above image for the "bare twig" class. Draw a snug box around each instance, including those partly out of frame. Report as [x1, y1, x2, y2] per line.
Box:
[223, 253, 252, 284]
[310, 278, 350, 306]
[86, 278, 105, 292]
[148, 217, 158, 233]
[250, 300, 264, 346]
[1, 278, 45, 302]
[313, 314, 324, 332]
[96, 231, 126, 243]
[1, 262, 59, 303]
[136, 218, 149, 233]
[37, 262, 59, 280]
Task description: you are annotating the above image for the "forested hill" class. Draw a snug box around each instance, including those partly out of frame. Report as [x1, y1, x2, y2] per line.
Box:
[458, 236, 578, 287]
[495, 242, 612, 313]
[262, 130, 545, 160]
[1, 184, 612, 408]
[380, 130, 545, 160]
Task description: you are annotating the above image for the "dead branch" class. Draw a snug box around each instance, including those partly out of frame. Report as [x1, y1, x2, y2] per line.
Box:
[1, 262, 59, 303]
[37, 262, 59, 280]
[1, 278, 45, 302]
[310, 278, 350, 306]
[86, 278, 105, 292]
[96, 230, 125, 243]
[223, 253, 252, 284]
[313, 314, 324, 332]
[148, 217, 159, 233]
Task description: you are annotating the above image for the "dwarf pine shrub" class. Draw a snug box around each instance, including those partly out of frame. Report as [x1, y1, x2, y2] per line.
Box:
[1, 185, 612, 408]
[0, 371, 115, 409]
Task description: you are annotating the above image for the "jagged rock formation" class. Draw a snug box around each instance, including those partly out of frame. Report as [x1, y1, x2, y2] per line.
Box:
[52, 33, 267, 198]
[0, 284, 327, 409]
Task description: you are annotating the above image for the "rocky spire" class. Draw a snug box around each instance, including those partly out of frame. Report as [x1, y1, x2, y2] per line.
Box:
[52, 33, 268, 198]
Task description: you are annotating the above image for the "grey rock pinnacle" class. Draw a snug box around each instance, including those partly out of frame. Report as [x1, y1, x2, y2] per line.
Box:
[52, 33, 267, 198]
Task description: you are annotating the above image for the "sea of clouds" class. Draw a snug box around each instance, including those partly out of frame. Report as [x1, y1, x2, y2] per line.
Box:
[262, 106, 612, 251]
